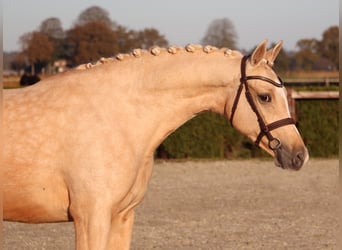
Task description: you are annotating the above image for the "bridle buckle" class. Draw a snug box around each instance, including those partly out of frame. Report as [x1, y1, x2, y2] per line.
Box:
[268, 138, 281, 150]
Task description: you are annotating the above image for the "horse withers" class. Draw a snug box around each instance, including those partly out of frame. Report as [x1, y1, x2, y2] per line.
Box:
[3, 40, 308, 249]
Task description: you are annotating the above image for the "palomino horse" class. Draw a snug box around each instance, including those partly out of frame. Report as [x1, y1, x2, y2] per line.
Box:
[3, 40, 308, 249]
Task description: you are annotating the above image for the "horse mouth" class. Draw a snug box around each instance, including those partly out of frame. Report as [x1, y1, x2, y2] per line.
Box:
[274, 146, 309, 170]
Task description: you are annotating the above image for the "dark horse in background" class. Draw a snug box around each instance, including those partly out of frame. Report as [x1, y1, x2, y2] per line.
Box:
[20, 73, 41, 86]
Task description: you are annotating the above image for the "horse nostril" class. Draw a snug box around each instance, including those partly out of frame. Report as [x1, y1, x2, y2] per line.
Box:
[292, 151, 305, 170]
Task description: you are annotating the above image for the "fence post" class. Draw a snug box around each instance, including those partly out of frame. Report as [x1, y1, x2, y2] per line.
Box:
[287, 88, 297, 122]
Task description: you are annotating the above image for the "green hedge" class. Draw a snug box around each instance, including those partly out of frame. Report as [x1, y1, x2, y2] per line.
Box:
[158, 99, 338, 159]
[296, 99, 338, 157]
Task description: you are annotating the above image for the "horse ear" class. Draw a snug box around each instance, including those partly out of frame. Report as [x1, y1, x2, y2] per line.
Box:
[265, 40, 283, 66]
[250, 39, 268, 66]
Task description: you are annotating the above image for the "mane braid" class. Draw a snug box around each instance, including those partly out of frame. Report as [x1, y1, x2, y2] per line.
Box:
[74, 44, 238, 71]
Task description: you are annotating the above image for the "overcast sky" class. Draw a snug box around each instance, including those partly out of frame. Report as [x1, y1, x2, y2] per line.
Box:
[3, 0, 339, 52]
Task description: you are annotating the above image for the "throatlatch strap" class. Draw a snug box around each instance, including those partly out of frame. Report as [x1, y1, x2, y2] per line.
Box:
[229, 56, 249, 127]
[229, 83, 244, 126]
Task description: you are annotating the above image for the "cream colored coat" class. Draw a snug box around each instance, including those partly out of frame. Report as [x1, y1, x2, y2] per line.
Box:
[3, 40, 308, 249]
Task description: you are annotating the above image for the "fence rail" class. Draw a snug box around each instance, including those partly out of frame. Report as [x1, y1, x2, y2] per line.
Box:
[287, 89, 339, 121]
[284, 78, 339, 87]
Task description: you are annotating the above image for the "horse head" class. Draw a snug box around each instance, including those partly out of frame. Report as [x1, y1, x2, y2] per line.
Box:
[228, 40, 309, 170]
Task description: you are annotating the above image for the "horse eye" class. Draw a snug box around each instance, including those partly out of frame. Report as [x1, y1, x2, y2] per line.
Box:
[258, 94, 272, 103]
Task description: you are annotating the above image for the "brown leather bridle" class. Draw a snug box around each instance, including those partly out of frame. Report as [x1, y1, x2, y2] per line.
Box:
[230, 55, 295, 151]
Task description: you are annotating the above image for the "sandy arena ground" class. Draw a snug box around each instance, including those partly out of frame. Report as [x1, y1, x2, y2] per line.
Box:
[3, 159, 338, 249]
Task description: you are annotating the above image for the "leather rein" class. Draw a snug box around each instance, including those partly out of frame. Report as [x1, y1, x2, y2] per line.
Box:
[229, 55, 295, 151]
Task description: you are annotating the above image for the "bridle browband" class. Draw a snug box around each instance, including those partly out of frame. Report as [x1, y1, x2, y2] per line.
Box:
[230, 55, 295, 150]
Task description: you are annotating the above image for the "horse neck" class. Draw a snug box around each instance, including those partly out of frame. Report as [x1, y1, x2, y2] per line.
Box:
[131, 49, 242, 109]
[106, 48, 243, 152]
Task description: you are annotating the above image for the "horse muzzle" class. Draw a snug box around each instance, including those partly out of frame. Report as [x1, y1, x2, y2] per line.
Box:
[274, 145, 309, 170]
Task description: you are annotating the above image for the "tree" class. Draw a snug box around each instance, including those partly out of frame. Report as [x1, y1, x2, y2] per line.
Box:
[11, 52, 27, 73]
[294, 39, 320, 71]
[110, 27, 169, 53]
[318, 26, 339, 70]
[201, 18, 237, 49]
[110, 26, 139, 53]
[296, 38, 319, 53]
[40, 17, 67, 66]
[19, 31, 54, 74]
[75, 6, 116, 29]
[40, 17, 65, 39]
[134, 28, 169, 49]
[67, 21, 118, 65]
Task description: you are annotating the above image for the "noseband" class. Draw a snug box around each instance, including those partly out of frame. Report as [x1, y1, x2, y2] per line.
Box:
[230, 55, 295, 150]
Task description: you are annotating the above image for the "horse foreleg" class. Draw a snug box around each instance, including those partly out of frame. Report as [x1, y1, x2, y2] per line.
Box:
[70, 202, 112, 250]
[107, 209, 135, 250]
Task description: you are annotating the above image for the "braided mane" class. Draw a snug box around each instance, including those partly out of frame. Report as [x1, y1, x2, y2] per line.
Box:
[75, 44, 241, 70]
